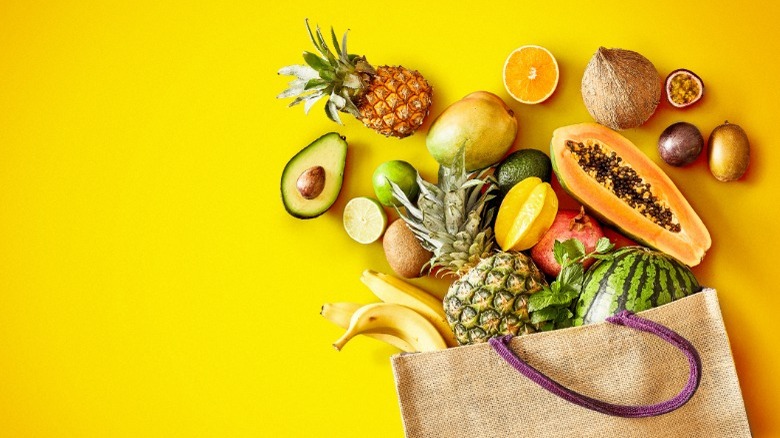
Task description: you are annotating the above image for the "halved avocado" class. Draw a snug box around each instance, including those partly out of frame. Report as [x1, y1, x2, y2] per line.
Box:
[281, 132, 348, 219]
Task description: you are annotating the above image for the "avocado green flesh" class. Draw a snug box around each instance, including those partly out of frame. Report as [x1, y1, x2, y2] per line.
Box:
[281, 132, 347, 219]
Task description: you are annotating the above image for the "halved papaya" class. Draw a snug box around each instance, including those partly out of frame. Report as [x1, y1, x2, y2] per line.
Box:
[551, 123, 710, 266]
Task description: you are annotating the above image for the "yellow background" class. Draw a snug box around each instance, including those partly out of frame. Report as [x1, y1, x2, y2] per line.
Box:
[2, 0, 778, 436]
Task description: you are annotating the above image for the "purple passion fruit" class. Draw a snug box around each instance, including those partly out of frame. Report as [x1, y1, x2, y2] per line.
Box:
[658, 122, 704, 166]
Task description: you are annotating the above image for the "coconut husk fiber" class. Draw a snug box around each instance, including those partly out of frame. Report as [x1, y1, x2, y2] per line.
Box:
[581, 47, 661, 130]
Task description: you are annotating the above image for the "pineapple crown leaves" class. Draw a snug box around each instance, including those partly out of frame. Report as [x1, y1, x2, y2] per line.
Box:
[528, 237, 615, 330]
[390, 150, 499, 277]
[277, 19, 374, 123]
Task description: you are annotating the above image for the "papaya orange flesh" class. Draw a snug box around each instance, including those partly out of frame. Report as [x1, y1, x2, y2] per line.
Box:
[550, 123, 711, 266]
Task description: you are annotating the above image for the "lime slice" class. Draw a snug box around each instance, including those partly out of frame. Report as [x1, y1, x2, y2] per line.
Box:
[343, 197, 387, 244]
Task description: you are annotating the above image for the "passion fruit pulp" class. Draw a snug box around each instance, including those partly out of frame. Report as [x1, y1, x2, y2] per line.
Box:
[665, 69, 704, 108]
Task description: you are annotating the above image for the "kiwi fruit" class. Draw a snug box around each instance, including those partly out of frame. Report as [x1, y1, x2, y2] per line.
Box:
[383, 220, 432, 278]
[708, 121, 750, 182]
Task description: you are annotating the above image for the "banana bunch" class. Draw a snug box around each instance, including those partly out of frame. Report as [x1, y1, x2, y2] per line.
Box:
[321, 270, 457, 352]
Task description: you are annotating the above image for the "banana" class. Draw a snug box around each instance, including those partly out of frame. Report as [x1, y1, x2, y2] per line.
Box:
[320, 302, 414, 352]
[361, 270, 457, 348]
[332, 302, 447, 352]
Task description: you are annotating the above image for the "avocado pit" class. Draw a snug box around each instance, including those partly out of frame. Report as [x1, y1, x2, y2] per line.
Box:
[297, 166, 326, 199]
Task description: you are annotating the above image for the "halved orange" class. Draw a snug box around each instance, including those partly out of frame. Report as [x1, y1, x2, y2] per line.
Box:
[503, 45, 559, 104]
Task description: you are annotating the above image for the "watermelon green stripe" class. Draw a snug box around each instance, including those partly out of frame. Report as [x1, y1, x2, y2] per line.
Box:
[652, 255, 674, 306]
[633, 253, 650, 311]
[626, 254, 655, 310]
[674, 262, 699, 298]
[607, 254, 634, 317]
[658, 259, 672, 306]
[641, 254, 657, 308]
[667, 261, 682, 300]
[574, 246, 701, 326]
[646, 254, 660, 308]
[682, 264, 695, 296]
[618, 252, 645, 313]
[579, 256, 619, 324]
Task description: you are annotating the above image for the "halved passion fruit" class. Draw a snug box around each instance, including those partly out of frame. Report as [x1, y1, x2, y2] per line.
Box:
[665, 69, 704, 108]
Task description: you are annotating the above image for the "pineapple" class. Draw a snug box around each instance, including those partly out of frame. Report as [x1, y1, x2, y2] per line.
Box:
[444, 252, 547, 345]
[277, 20, 432, 138]
[391, 152, 498, 277]
[392, 152, 549, 345]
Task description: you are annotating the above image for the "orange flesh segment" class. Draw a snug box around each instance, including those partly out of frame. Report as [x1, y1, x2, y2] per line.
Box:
[504, 46, 559, 104]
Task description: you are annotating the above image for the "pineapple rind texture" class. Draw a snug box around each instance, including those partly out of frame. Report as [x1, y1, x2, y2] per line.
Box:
[444, 252, 547, 345]
[358, 66, 432, 138]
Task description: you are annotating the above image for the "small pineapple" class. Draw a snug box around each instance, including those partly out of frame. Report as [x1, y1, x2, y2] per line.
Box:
[444, 252, 547, 345]
[391, 151, 498, 276]
[278, 20, 432, 138]
[392, 151, 550, 345]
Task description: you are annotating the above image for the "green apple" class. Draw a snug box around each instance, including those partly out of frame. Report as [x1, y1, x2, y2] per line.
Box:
[372, 160, 419, 207]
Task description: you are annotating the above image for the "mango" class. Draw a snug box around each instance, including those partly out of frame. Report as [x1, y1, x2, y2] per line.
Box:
[426, 91, 518, 171]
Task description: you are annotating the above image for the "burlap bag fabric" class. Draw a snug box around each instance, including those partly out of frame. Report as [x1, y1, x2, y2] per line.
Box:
[391, 289, 751, 437]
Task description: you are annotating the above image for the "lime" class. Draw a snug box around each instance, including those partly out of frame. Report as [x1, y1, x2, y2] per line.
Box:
[343, 197, 387, 244]
[495, 149, 552, 194]
[372, 160, 419, 207]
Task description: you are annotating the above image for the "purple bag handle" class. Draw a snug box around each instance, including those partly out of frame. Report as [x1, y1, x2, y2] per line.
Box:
[488, 310, 702, 418]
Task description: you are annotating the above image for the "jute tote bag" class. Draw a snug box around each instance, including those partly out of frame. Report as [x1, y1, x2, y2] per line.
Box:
[391, 289, 751, 437]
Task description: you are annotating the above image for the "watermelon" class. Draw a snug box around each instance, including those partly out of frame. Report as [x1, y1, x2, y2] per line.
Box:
[573, 246, 701, 325]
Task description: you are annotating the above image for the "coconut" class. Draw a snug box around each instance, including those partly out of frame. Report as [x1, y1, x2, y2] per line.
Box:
[581, 47, 661, 130]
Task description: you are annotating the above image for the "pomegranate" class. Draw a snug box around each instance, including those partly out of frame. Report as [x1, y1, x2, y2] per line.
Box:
[602, 226, 639, 250]
[531, 207, 604, 277]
